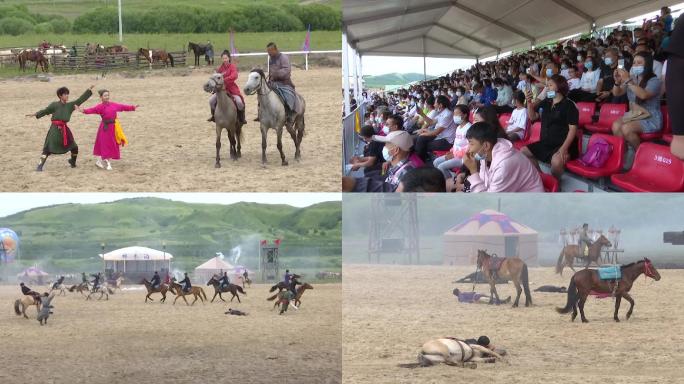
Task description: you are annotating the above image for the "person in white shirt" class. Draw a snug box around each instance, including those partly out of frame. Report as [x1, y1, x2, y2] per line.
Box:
[566, 67, 581, 90]
[415, 95, 456, 161]
[492, 77, 513, 114]
[575, 57, 601, 101]
[433, 104, 472, 176]
[505, 91, 528, 141]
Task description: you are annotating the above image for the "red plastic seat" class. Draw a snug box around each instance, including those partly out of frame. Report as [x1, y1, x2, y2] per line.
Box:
[663, 134, 673, 143]
[432, 150, 450, 157]
[498, 113, 511, 130]
[585, 103, 626, 133]
[639, 105, 670, 141]
[610, 142, 684, 192]
[567, 134, 625, 178]
[514, 121, 541, 150]
[540, 172, 559, 192]
[576, 102, 596, 129]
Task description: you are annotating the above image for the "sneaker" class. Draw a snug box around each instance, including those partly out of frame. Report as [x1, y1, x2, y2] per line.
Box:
[95, 159, 104, 169]
[105, 160, 112, 171]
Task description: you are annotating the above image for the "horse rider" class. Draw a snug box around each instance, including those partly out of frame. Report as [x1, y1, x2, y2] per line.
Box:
[288, 275, 300, 297]
[578, 223, 593, 259]
[150, 271, 161, 290]
[81, 272, 88, 287]
[208, 49, 246, 125]
[284, 269, 292, 286]
[218, 272, 230, 291]
[179, 273, 192, 293]
[265, 42, 297, 125]
[242, 269, 248, 280]
[20, 282, 41, 302]
[90, 272, 101, 291]
[51, 275, 65, 290]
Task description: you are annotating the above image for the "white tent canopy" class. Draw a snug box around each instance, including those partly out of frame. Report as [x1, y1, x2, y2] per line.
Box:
[195, 257, 234, 271]
[100, 246, 173, 261]
[344, 0, 675, 60]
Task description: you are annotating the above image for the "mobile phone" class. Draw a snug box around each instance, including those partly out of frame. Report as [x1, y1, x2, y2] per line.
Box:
[618, 59, 625, 69]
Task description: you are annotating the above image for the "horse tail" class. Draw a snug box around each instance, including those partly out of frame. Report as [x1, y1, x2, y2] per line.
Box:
[266, 293, 278, 301]
[200, 287, 207, 300]
[269, 285, 278, 293]
[556, 249, 565, 275]
[236, 285, 246, 295]
[14, 299, 21, 315]
[556, 278, 577, 314]
[521, 263, 532, 305]
[168, 54, 174, 67]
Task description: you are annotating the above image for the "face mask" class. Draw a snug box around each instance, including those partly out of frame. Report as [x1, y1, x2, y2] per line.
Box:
[577, 55, 582, 61]
[382, 125, 390, 135]
[453, 115, 462, 124]
[547, 90, 556, 98]
[382, 146, 393, 162]
[604, 57, 613, 66]
[546, 68, 553, 77]
[518, 80, 526, 87]
[456, 91, 462, 97]
[561, 64, 568, 70]
[585, 61, 593, 70]
[474, 151, 485, 162]
[631, 66, 644, 76]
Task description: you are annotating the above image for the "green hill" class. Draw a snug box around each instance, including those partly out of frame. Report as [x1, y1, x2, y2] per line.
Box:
[1, 197, 341, 272]
[364, 73, 435, 89]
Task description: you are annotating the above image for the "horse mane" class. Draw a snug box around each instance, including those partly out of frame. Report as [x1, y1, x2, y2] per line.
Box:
[620, 260, 644, 270]
[251, 68, 267, 81]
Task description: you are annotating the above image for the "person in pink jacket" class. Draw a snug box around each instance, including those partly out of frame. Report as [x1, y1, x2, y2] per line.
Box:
[461, 122, 544, 192]
[78, 89, 138, 170]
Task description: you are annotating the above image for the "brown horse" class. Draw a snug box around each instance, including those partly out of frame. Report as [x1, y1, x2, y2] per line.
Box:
[556, 235, 612, 275]
[169, 279, 207, 306]
[476, 250, 532, 307]
[206, 276, 247, 303]
[14, 295, 40, 319]
[141, 278, 171, 303]
[68, 282, 90, 296]
[269, 274, 301, 293]
[18, 49, 49, 72]
[556, 258, 661, 323]
[238, 275, 252, 288]
[105, 45, 130, 63]
[137, 48, 174, 67]
[267, 282, 313, 309]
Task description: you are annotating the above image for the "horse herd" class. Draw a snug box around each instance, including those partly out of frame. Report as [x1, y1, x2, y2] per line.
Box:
[13, 274, 315, 323]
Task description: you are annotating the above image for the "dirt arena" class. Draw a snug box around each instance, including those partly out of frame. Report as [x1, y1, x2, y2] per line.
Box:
[1, 283, 341, 384]
[0, 66, 340, 192]
[343, 264, 684, 384]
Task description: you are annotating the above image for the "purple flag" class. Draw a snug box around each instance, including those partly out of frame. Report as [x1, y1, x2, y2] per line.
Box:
[301, 24, 311, 52]
[230, 29, 238, 56]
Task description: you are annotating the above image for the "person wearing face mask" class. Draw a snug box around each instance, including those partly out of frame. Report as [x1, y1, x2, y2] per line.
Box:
[569, 56, 601, 102]
[635, 43, 663, 79]
[457, 122, 543, 193]
[505, 91, 528, 142]
[491, 78, 513, 114]
[610, 52, 662, 149]
[415, 96, 457, 161]
[455, 86, 469, 105]
[559, 59, 573, 79]
[516, 72, 530, 93]
[346, 125, 385, 177]
[342, 130, 415, 193]
[521, 75, 579, 183]
[433, 104, 472, 177]
[596, 47, 620, 103]
[566, 67, 581, 90]
[481, 79, 498, 107]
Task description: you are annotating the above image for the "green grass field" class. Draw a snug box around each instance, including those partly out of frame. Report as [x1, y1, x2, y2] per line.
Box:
[1, 0, 341, 21]
[0, 30, 341, 51]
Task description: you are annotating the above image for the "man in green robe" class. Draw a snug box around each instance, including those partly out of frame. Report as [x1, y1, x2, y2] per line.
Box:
[26, 85, 94, 171]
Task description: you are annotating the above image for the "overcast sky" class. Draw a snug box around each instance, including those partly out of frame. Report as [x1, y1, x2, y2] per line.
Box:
[0, 193, 341, 218]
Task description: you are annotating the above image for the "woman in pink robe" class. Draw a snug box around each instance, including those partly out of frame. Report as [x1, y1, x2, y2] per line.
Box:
[79, 89, 137, 170]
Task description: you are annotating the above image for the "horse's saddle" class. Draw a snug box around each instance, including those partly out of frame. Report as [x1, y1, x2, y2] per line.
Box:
[270, 82, 302, 115]
[490, 256, 505, 272]
[598, 265, 622, 280]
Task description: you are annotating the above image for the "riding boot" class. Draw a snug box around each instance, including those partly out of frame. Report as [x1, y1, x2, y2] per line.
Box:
[36, 155, 48, 172]
[68, 153, 77, 168]
[238, 109, 247, 125]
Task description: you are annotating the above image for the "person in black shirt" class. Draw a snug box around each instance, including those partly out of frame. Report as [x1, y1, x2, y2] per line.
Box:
[521, 75, 579, 181]
[666, 19, 684, 159]
[596, 47, 620, 103]
[348, 125, 384, 176]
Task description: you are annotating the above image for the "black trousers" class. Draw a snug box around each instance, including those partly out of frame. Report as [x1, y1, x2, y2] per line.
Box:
[667, 55, 683, 136]
[415, 136, 452, 161]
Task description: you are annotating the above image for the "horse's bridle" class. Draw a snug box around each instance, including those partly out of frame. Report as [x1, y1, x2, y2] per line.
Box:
[643, 261, 656, 279]
[254, 72, 272, 96]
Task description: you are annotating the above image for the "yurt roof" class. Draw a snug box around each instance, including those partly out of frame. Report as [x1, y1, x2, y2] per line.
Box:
[446, 209, 537, 236]
[194, 256, 235, 271]
[100, 246, 173, 261]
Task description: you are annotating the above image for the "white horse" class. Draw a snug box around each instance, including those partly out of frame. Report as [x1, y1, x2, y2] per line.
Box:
[49, 283, 68, 296]
[417, 338, 504, 368]
[86, 283, 111, 301]
[204, 73, 242, 167]
[243, 68, 305, 166]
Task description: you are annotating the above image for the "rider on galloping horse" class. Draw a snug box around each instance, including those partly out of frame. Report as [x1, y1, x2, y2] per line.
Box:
[208, 50, 246, 125]
[150, 271, 161, 290]
[51, 275, 65, 290]
[578, 223, 593, 260]
[90, 272, 102, 291]
[179, 273, 192, 293]
[20, 282, 42, 302]
[218, 272, 230, 290]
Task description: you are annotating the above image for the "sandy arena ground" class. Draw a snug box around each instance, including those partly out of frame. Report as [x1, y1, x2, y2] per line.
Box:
[1, 283, 341, 384]
[0, 66, 340, 192]
[343, 264, 684, 384]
